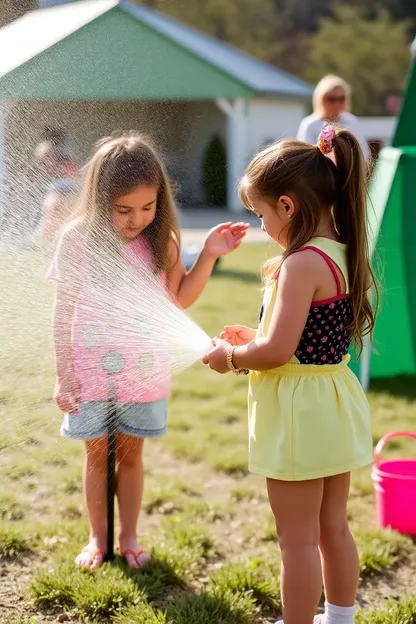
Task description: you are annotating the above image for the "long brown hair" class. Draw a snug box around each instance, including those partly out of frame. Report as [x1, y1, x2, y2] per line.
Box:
[239, 129, 378, 353]
[77, 132, 180, 273]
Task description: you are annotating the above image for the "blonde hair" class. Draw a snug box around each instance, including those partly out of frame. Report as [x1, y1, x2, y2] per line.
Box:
[76, 133, 180, 274]
[239, 129, 378, 353]
[313, 75, 351, 116]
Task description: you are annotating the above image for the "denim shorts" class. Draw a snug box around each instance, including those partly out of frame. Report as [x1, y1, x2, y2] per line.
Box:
[60, 399, 167, 440]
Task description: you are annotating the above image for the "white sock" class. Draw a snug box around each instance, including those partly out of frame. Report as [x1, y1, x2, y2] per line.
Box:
[275, 601, 355, 624]
[321, 601, 355, 624]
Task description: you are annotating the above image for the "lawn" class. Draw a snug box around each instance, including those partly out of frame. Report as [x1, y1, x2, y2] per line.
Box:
[0, 243, 415, 624]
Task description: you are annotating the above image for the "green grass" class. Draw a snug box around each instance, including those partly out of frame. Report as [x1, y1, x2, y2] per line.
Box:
[114, 601, 170, 623]
[229, 485, 258, 502]
[0, 244, 416, 623]
[0, 524, 31, 558]
[356, 529, 413, 578]
[0, 494, 25, 521]
[32, 562, 145, 618]
[356, 596, 416, 623]
[211, 564, 280, 610]
[165, 589, 257, 624]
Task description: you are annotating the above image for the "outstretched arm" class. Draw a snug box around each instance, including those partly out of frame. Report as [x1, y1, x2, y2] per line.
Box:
[167, 222, 249, 309]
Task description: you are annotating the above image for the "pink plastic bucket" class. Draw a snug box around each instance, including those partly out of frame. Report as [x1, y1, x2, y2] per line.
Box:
[371, 431, 416, 535]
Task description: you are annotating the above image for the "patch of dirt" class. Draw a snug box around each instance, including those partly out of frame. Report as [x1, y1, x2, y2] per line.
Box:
[0, 556, 79, 624]
[0, 558, 29, 615]
[357, 550, 416, 607]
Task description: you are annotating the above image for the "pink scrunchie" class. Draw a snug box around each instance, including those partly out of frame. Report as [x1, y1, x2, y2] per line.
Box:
[317, 125, 335, 155]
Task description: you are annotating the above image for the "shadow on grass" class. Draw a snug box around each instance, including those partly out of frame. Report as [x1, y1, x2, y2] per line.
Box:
[116, 558, 257, 623]
[214, 269, 259, 284]
[369, 375, 416, 401]
[116, 554, 187, 602]
[31, 553, 270, 623]
[31, 555, 183, 620]
[118, 557, 260, 623]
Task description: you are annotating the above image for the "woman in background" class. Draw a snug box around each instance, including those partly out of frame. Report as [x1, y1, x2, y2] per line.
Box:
[297, 75, 370, 162]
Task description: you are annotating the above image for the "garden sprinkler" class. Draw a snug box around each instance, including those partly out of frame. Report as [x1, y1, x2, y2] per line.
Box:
[101, 350, 125, 562]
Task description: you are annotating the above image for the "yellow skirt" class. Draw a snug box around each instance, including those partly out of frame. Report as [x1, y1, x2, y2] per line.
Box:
[248, 356, 373, 481]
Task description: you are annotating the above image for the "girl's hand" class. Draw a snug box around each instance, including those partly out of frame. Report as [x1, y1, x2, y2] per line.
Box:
[54, 374, 81, 414]
[202, 338, 231, 374]
[204, 222, 250, 258]
[220, 325, 256, 346]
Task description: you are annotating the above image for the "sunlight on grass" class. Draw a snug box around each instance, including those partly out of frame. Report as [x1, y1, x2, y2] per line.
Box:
[1, 244, 416, 623]
[31, 562, 144, 618]
[0, 524, 31, 558]
[114, 602, 170, 623]
[166, 589, 257, 624]
[355, 529, 413, 578]
[356, 596, 416, 623]
[211, 564, 281, 611]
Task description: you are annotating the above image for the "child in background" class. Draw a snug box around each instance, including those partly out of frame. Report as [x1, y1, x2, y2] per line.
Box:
[34, 138, 79, 245]
[203, 126, 375, 624]
[48, 133, 249, 570]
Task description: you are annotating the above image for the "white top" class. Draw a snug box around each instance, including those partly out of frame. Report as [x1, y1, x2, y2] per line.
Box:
[296, 112, 370, 161]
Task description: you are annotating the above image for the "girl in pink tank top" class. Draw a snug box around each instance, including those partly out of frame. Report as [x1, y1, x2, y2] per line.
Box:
[48, 133, 249, 570]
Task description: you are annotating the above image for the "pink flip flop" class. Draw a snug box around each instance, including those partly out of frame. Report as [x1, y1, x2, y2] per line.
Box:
[120, 548, 151, 569]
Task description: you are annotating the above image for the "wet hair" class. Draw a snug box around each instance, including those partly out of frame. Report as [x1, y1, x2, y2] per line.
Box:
[239, 128, 378, 352]
[77, 132, 180, 274]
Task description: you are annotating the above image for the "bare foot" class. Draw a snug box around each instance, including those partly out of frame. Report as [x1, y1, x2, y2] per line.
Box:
[75, 541, 106, 569]
[119, 537, 151, 569]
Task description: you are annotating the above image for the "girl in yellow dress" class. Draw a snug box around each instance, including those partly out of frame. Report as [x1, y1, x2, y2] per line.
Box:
[203, 126, 377, 624]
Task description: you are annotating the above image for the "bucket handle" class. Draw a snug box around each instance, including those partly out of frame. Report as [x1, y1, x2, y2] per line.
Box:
[374, 431, 416, 468]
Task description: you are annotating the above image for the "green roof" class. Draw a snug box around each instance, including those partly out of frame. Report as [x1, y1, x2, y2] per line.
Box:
[0, 0, 313, 101]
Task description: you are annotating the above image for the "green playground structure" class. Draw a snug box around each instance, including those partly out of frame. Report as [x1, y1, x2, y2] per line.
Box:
[350, 38, 416, 386]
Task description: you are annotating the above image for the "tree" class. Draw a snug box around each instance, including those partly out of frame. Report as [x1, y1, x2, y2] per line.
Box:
[304, 5, 412, 116]
[0, 0, 36, 27]
[202, 135, 227, 206]
[137, 1, 416, 85]
[272, 0, 332, 33]
[140, 0, 281, 63]
[271, 0, 416, 34]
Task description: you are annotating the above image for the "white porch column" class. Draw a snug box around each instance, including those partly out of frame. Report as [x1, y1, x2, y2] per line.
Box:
[216, 97, 248, 212]
[0, 102, 10, 223]
[0, 104, 7, 188]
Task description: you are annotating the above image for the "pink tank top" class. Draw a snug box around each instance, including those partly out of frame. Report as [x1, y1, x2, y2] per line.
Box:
[47, 226, 170, 403]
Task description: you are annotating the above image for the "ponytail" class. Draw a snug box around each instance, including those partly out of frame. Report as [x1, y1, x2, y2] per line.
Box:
[333, 129, 378, 353]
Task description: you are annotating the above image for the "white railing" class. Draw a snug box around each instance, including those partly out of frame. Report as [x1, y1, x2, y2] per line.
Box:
[358, 116, 397, 147]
